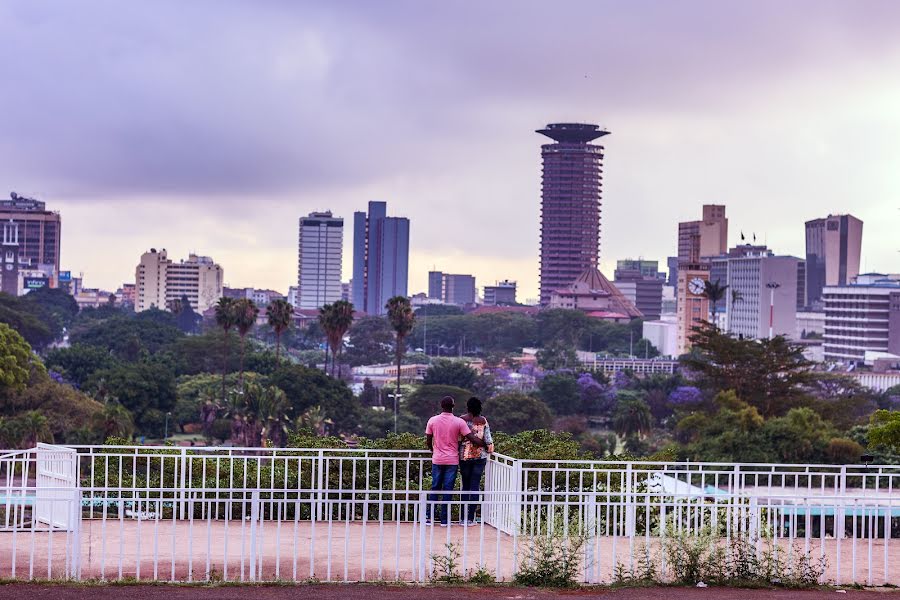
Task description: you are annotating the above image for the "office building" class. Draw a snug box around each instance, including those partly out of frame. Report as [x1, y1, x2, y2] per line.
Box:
[1, 221, 22, 295]
[341, 282, 351, 302]
[427, 271, 445, 300]
[135, 249, 223, 313]
[675, 264, 710, 355]
[537, 123, 608, 305]
[666, 257, 679, 287]
[548, 267, 642, 322]
[428, 271, 476, 306]
[677, 205, 728, 265]
[297, 211, 343, 310]
[484, 280, 518, 306]
[352, 201, 410, 315]
[805, 214, 863, 308]
[725, 253, 800, 340]
[614, 268, 663, 320]
[823, 277, 900, 364]
[0, 192, 62, 281]
[616, 259, 661, 280]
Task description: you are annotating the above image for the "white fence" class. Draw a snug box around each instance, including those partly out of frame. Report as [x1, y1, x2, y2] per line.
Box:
[0, 445, 898, 585]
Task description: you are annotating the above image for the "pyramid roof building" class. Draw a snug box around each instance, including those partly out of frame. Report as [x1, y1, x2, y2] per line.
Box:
[547, 267, 643, 320]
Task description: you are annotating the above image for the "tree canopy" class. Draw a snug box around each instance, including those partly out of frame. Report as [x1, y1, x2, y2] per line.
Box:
[423, 359, 478, 389]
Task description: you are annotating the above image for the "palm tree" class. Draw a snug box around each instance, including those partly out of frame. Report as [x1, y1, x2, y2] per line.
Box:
[214, 297, 237, 402]
[231, 298, 259, 390]
[731, 289, 744, 305]
[329, 300, 354, 377]
[17, 411, 53, 448]
[612, 395, 653, 439]
[385, 296, 415, 422]
[92, 402, 135, 441]
[267, 298, 294, 365]
[318, 303, 334, 374]
[703, 279, 729, 327]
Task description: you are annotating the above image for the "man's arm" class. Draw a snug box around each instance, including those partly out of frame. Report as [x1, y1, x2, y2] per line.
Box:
[426, 433, 434, 452]
[463, 432, 486, 448]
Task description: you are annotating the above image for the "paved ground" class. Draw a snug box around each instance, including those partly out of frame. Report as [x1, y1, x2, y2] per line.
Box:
[1, 520, 897, 585]
[0, 583, 895, 599]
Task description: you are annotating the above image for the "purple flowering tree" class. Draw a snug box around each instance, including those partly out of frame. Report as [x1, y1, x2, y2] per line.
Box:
[668, 386, 703, 407]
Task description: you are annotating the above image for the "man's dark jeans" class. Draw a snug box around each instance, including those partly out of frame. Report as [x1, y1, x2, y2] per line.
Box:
[459, 458, 487, 521]
[427, 464, 458, 524]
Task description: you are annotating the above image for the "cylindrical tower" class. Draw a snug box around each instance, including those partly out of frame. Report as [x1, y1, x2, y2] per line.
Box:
[536, 123, 609, 305]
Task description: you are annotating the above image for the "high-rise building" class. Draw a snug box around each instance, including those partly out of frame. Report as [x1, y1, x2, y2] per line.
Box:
[675, 264, 710, 355]
[666, 257, 679, 287]
[613, 268, 664, 320]
[351, 201, 410, 315]
[484, 280, 517, 306]
[823, 276, 900, 364]
[677, 204, 728, 264]
[616, 259, 662, 280]
[427, 271, 445, 300]
[0, 192, 62, 281]
[804, 214, 863, 308]
[537, 123, 608, 305]
[297, 211, 343, 310]
[725, 253, 800, 340]
[428, 271, 476, 306]
[135, 249, 223, 313]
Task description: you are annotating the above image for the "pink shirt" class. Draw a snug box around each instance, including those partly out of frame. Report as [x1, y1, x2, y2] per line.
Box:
[425, 412, 470, 465]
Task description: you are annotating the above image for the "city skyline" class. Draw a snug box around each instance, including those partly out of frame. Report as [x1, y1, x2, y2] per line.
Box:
[1, 1, 898, 299]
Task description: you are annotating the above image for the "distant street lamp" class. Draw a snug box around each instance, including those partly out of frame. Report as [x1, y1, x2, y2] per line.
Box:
[766, 282, 781, 339]
[164, 411, 172, 443]
[387, 392, 403, 433]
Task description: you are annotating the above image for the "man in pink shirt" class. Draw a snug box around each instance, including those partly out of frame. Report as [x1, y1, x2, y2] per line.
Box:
[425, 396, 486, 525]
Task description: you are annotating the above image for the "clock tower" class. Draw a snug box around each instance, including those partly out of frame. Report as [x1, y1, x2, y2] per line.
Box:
[675, 263, 710, 355]
[1, 220, 21, 296]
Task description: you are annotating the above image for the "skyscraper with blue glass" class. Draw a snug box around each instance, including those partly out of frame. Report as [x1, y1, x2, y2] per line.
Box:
[351, 201, 410, 315]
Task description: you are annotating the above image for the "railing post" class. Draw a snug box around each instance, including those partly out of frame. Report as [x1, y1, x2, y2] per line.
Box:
[248, 490, 260, 581]
[512, 459, 523, 533]
[178, 448, 187, 520]
[837, 466, 847, 540]
[625, 463, 634, 537]
[417, 493, 428, 582]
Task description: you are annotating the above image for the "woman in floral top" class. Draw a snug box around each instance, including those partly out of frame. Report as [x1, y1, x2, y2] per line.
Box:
[459, 397, 493, 524]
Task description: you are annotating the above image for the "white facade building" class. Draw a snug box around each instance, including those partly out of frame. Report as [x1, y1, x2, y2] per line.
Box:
[823, 279, 900, 364]
[135, 249, 223, 313]
[725, 253, 800, 340]
[642, 315, 679, 358]
[298, 211, 343, 310]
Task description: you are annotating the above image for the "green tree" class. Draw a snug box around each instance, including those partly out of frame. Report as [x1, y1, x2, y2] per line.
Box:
[536, 342, 579, 370]
[13, 410, 53, 447]
[230, 298, 259, 389]
[423, 359, 478, 389]
[344, 317, 394, 366]
[869, 410, 900, 450]
[0, 322, 39, 394]
[405, 384, 473, 427]
[0, 293, 56, 349]
[227, 382, 292, 447]
[612, 392, 653, 439]
[92, 401, 135, 441]
[266, 298, 294, 365]
[538, 372, 582, 415]
[84, 361, 177, 436]
[682, 322, 813, 417]
[5, 380, 106, 444]
[70, 316, 183, 360]
[486, 393, 553, 434]
[22, 286, 79, 330]
[268, 364, 361, 434]
[492, 429, 584, 460]
[214, 297, 237, 402]
[45, 343, 121, 387]
[386, 296, 415, 413]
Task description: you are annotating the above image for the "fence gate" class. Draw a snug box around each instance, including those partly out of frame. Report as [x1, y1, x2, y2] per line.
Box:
[35, 442, 79, 530]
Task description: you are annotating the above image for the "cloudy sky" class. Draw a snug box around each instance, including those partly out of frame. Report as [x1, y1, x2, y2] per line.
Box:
[1, 0, 898, 300]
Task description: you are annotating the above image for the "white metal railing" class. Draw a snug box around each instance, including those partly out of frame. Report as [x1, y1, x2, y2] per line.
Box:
[0, 445, 898, 585]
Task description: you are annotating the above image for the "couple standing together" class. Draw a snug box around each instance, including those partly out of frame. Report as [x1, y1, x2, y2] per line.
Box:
[424, 395, 494, 525]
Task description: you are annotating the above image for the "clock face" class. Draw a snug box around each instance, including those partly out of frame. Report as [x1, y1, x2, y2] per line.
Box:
[688, 277, 706, 296]
[4, 264, 11, 271]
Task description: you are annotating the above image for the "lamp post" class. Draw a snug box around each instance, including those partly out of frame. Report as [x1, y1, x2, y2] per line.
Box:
[766, 282, 781, 339]
[164, 411, 172, 443]
[388, 392, 402, 433]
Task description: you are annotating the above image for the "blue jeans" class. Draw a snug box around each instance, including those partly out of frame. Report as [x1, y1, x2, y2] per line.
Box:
[459, 458, 487, 521]
[427, 464, 458, 524]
